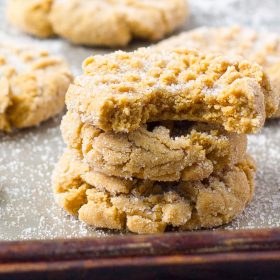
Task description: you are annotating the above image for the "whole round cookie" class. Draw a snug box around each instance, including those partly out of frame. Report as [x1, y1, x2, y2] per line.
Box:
[61, 111, 247, 182]
[52, 149, 256, 234]
[0, 42, 72, 132]
[156, 25, 280, 117]
[7, 0, 188, 47]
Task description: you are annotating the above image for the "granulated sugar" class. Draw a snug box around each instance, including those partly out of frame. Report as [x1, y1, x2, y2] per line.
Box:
[0, 115, 116, 240]
[224, 119, 280, 230]
[0, 0, 280, 240]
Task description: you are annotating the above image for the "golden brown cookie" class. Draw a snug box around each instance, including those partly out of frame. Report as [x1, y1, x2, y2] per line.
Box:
[61, 111, 247, 182]
[66, 47, 273, 134]
[156, 26, 280, 117]
[52, 149, 256, 234]
[0, 42, 72, 132]
[7, 0, 188, 47]
[6, 0, 54, 38]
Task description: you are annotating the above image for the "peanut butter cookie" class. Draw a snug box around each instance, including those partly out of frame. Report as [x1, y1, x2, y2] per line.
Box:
[66, 48, 273, 134]
[156, 26, 280, 117]
[61, 111, 247, 182]
[52, 149, 256, 234]
[7, 0, 188, 47]
[6, 0, 54, 38]
[0, 42, 72, 132]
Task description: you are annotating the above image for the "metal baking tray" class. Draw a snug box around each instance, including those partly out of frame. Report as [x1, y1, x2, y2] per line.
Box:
[0, 0, 280, 278]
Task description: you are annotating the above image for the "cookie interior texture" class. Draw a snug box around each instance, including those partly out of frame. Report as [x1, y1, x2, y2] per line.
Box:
[66, 47, 272, 134]
[53, 149, 256, 234]
[61, 111, 247, 182]
[156, 25, 280, 117]
[7, 0, 188, 47]
[0, 43, 72, 132]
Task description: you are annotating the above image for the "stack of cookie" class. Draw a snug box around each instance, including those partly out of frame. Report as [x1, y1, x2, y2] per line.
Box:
[53, 47, 278, 234]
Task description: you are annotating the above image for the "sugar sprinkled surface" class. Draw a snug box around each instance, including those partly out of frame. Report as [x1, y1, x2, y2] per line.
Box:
[0, 115, 118, 240]
[225, 119, 280, 230]
[0, 0, 280, 240]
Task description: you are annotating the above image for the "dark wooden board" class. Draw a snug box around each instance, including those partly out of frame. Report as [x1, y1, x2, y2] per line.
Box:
[1, 228, 280, 279]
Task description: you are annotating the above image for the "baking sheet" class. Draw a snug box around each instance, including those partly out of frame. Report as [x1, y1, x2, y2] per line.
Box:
[0, 0, 280, 241]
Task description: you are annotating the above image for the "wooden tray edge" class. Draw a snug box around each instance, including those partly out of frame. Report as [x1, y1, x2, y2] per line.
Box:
[1, 228, 280, 279]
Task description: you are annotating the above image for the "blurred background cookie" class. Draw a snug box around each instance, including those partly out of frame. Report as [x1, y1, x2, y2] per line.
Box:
[0, 41, 72, 132]
[7, 0, 188, 47]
